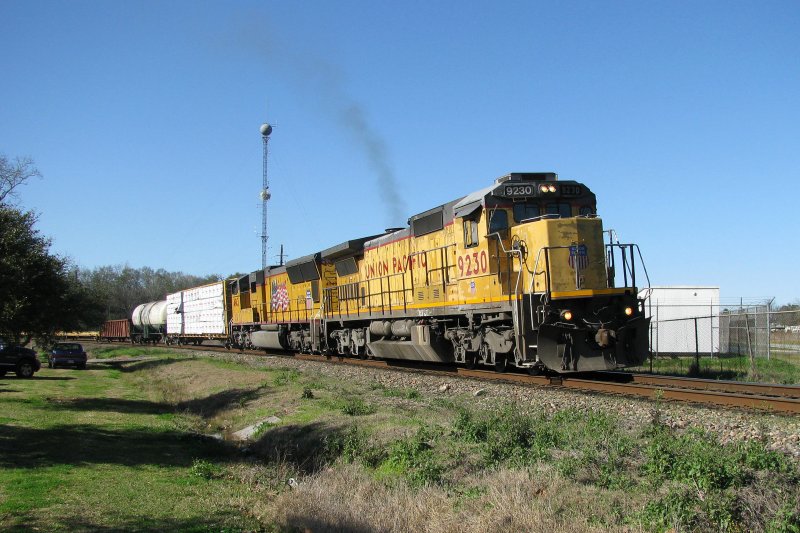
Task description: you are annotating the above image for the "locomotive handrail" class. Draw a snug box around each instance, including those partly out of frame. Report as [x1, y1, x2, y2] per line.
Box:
[518, 213, 561, 224]
[487, 232, 525, 361]
[604, 242, 650, 295]
[322, 269, 414, 320]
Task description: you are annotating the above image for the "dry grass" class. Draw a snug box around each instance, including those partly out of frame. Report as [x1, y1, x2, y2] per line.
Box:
[144, 359, 269, 402]
[273, 463, 640, 533]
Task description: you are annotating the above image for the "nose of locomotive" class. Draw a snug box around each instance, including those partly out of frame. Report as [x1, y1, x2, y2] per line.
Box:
[536, 317, 650, 372]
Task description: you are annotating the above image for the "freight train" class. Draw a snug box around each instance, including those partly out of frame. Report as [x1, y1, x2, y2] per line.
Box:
[128, 172, 650, 373]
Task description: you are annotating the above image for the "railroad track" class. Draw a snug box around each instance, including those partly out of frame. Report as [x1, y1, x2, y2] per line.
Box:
[90, 342, 800, 415]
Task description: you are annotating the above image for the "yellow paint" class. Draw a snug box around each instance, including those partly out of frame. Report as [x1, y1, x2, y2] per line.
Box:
[514, 217, 607, 294]
[323, 208, 619, 319]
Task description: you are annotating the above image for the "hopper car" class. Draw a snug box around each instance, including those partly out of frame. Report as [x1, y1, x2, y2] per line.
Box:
[136, 172, 651, 373]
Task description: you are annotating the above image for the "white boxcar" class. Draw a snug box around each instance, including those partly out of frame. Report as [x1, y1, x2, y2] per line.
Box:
[166, 281, 230, 340]
[639, 286, 720, 355]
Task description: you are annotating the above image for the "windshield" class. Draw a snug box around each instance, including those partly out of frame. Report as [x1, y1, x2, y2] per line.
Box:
[512, 203, 541, 222]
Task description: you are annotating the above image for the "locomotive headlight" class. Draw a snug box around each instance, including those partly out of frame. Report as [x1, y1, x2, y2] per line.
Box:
[561, 310, 573, 321]
[624, 307, 633, 316]
[539, 184, 549, 193]
[547, 184, 556, 193]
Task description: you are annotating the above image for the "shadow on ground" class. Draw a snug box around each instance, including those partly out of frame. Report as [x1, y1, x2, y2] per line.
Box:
[44, 385, 269, 419]
[0, 376, 76, 381]
[8, 512, 256, 533]
[176, 386, 268, 418]
[0, 423, 229, 469]
[106, 358, 185, 373]
[45, 397, 173, 415]
[251, 421, 349, 475]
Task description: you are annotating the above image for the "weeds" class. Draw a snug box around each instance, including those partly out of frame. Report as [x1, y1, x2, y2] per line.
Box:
[251, 420, 279, 440]
[272, 369, 300, 386]
[378, 427, 444, 487]
[323, 426, 384, 467]
[643, 425, 748, 491]
[301, 387, 314, 400]
[190, 458, 222, 480]
[340, 397, 376, 416]
[769, 502, 800, 533]
[381, 387, 421, 400]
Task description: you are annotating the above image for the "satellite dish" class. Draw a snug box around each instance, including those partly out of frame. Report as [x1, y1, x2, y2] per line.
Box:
[260, 123, 273, 136]
[259, 188, 271, 201]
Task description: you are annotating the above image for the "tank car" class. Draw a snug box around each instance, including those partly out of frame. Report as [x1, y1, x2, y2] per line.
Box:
[131, 300, 168, 344]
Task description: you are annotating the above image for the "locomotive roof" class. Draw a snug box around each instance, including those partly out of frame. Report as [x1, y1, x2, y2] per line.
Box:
[453, 184, 496, 219]
[364, 172, 593, 249]
[322, 234, 385, 260]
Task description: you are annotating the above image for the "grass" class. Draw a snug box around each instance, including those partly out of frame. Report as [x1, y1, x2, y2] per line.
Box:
[1, 345, 798, 532]
[631, 353, 800, 384]
[86, 345, 182, 359]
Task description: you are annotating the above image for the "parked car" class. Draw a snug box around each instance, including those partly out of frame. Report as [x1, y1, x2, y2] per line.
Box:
[0, 339, 42, 378]
[49, 342, 88, 369]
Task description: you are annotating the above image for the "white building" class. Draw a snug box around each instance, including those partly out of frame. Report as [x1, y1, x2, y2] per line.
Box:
[638, 286, 720, 355]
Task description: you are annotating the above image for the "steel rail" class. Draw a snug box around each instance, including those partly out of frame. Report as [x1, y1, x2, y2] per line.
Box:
[595, 372, 800, 399]
[88, 342, 800, 415]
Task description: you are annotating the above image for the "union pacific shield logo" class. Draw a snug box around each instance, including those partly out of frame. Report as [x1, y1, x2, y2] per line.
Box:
[568, 245, 589, 270]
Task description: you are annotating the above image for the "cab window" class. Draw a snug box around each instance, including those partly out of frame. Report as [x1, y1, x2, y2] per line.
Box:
[545, 202, 572, 217]
[513, 203, 540, 223]
[463, 219, 479, 248]
[579, 205, 595, 216]
[488, 209, 508, 233]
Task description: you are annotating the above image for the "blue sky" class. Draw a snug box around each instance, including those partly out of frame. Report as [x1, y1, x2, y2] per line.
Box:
[1, 0, 798, 304]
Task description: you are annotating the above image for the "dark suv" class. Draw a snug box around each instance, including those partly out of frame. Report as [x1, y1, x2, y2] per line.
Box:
[0, 339, 42, 378]
[49, 342, 88, 369]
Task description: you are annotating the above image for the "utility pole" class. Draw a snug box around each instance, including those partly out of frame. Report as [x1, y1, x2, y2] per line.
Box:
[259, 123, 273, 270]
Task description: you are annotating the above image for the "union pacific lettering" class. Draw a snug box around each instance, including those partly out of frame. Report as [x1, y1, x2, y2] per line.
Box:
[362, 254, 427, 279]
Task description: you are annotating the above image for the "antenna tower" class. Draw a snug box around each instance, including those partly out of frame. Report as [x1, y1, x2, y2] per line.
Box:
[259, 123, 273, 270]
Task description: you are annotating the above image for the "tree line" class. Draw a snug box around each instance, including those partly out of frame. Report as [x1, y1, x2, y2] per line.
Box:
[77, 265, 221, 322]
[1, 153, 221, 345]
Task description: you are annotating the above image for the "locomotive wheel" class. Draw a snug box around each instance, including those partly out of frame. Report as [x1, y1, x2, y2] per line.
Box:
[527, 364, 544, 376]
[351, 342, 367, 360]
[494, 353, 508, 373]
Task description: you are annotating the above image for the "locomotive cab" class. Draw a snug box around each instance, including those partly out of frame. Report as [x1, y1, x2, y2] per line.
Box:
[452, 172, 650, 371]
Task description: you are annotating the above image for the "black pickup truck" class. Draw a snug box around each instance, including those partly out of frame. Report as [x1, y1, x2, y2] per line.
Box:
[0, 339, 41, 378]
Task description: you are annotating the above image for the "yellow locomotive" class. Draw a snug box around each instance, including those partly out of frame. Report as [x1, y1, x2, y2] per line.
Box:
[230, 172, 650, 373]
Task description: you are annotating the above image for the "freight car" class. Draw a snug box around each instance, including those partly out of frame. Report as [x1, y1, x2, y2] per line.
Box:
[131, 300, 168, 343]
[164, 281, 231, 345]
[99, 318, 132, 342]
[219, 172, 650, 373]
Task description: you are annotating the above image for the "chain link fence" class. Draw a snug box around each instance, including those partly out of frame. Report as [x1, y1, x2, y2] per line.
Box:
[632, 303, 800, 382]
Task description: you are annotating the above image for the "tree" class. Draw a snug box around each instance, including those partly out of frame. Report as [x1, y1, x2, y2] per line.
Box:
[0, 154, 40, 205]
[78, 265, 222, 320]
[0, 206, 100, 345]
